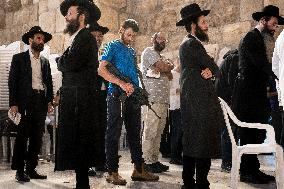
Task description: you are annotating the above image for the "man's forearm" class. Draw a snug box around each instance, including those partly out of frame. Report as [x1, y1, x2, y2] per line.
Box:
[98, 61, 125, 87]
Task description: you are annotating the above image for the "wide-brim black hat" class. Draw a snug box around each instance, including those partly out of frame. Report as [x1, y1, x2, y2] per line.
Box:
[252, 5, 284, 25]
[22, 26, 52, 45]
[60, 0, 101, 22]
[88, 22, 109, 34]
[176, 3, 210, 26]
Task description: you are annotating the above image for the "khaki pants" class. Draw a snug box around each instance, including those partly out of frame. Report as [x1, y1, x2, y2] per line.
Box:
[142, 103, 168, 164]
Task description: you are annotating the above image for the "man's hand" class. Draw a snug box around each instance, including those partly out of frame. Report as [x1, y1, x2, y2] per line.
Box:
[201, 68, 213, 79]
[48, 102, 54, 113]
[53, 94, 60, 107]
[119, 82, 134, 96]
[165, 72, 173, 81]
[10, 106, 18, 115]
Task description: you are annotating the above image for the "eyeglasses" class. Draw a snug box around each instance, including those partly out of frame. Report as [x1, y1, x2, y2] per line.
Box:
[65, 11, 79, 17]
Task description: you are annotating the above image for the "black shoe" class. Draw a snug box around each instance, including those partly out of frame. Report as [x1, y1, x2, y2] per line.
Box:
[145, 163, 163, 173]
[16, 171, 30, 182]
[88, 168, 97, 176]
[255, 171, 275, 182]
[27, 169, 47, 179]
[240, 173, 269, 184]
[221, 163, 231, 173]
[155, 162, 169, 172]
[170, 159, 183, 165]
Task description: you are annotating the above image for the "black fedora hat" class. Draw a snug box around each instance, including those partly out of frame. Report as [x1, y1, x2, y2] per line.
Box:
[60, 0, 101, 22]
[176, 3, 210, 26]
[252, 5, 284, 25]
[22, 26, 52, 45]
[88, 22, 109, 34]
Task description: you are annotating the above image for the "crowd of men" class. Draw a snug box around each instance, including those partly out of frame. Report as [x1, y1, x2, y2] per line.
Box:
[6, 0, 284, 189]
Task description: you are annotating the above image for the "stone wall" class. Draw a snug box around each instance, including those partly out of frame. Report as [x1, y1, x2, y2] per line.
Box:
[1, 0, 284, 63]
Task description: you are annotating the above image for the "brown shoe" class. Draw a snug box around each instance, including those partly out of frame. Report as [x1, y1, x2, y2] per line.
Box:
[106, 172, 127, 185]
[131, 163, 159, 182]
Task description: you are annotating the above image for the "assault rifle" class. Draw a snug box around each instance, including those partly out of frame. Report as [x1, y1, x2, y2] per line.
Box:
[105, 63, 161, 119]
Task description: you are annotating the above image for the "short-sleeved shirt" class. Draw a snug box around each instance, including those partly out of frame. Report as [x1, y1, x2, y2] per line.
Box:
[100, 40, 139, 94]
[141, 47, 170, 104]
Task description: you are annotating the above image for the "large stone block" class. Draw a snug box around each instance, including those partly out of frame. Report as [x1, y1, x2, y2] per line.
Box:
[0, 8, 5, 29]
[149, 10, 177, 33]
[55, 8, 66, 33]
[49, 33, 65, 54]
[240, 0, 263, 21]
[97, 0, 126, 10]
[5, 0, 22, 12]
[98, 4, 119, 32]
[208, 0, 239, 27]
[223, 21, 251, 47]
[39, 0, 48, 14]
[21, 0, 32, 6]
[133, 35, 151, 55]
[39, 10, 56, 34]
[12, 8, 29, 26]
[208, 27, 222, 44]
[166, 32, 187, 52]
[29, 3, 38, 22]
[5, 12, 13, 29]
[47, 0, 62, 10]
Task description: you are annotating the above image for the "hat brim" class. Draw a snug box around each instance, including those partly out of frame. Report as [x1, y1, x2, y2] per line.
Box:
[89, 25, 109, 34]
[22, 31, 52, 45]
[176, 10, 210, 26]
[252, 12, 284, 25]
[60, 0, 101, 22]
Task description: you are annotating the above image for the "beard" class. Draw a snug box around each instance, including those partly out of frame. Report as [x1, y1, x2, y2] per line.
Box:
[31, 42, 44, 52]
[262, 25, 275, 36]
[195, 25, 209, 42]
[154, 41, 165, 52]
[121, 32, 130, 45]
[64, 17, 80, 35]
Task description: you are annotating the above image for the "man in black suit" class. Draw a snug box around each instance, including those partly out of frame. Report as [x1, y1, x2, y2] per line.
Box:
[55, 1, 101, 189]
[232, 5, 284, 184]
[88, 22, 109, 175]
[9, 26, 54, 182]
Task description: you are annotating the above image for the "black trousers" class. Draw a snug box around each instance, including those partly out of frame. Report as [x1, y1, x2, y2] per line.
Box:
[75, 167, 90, 189]
[11, 91, 47, 172]
[182, 155, 211, 189]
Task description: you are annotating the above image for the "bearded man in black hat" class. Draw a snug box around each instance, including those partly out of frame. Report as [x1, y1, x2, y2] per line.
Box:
[55, 0, 101, 188]
[8, 26, 53, 182]
[87, 22, 109, 175]
[231, 5, 284, 184]
[176, 3, 224, 189]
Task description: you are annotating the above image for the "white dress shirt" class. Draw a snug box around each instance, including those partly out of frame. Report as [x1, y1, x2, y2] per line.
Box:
[29, 48, 44, 90]
[272, 30, 284, 107]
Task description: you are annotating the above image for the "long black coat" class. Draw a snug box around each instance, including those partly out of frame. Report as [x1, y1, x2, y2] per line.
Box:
[232, 28, 276, 123]
[8, 50, 53, 113]
[55, 28, 100, 171]
[179, 35, 224, 158]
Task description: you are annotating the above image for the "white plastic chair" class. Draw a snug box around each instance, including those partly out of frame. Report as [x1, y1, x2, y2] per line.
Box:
[218, 97, 284, 189]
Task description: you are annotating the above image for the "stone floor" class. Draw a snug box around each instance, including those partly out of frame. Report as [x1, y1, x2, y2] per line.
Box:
[0, 151, 278, 189]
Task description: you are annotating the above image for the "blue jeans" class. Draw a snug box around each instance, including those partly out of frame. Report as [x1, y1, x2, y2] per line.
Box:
[105, 95, 143, 172]
[221, 121, 237, 165]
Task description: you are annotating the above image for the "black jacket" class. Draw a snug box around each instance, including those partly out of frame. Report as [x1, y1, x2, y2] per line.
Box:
[8, 50, 53, 112]
[215, 49, 239, 104]
[232, 28, 275, 122]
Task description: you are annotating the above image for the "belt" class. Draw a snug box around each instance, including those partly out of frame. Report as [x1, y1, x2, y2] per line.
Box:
[32, 89, 44, 94]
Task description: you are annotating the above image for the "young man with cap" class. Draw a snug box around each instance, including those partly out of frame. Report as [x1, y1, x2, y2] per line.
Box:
[87, 22, 109, 175]
[9, 26, 54, 182]
[98, 19, 159, 186]
[55, 0, 101, 188]
[176, 3, 224, 189]
[231, 5, 283, 184]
